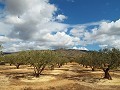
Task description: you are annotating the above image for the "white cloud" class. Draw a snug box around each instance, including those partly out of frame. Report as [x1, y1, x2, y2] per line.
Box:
[0, 35, 21, 44]
[69, 19, 120, 49]
[4, 0, 50, 16]
[56, 14, 67, 22]
[82, 19, 120, 49]
[2, 41, 50, 52]
[70, 26, 86, 37]
[73, 46, 88, 51]
[0, 22, 12, 35]
[2, 0, 69, 41]
[0, 0, 73, 52]
[0, 36, 10, 43]
[4, 15, 24, 24]
[1, 0, 120, 52]
[43, 32, 80, 49]
[99, 45, 108, 49]
[2, 32, 80, 52]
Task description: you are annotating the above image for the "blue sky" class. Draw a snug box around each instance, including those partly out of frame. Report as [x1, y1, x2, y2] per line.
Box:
[0, 0, 120, 52]
[50, 0, 120, 24]
[50, 0, 120, 50]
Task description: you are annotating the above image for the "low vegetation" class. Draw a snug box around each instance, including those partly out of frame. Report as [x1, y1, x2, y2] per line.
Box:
[0, 48, 120, 89]
[76, 48, 120, 80]
[0, 48, 120, 79]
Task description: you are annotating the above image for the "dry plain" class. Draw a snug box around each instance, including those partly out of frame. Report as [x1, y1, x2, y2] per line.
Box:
[0, 62, 120, 90]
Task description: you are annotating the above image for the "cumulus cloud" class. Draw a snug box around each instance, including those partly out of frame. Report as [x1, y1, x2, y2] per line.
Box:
[2, 41, 49, 52]
[2, 32, 80, 52]
[4, 0, 50, 16]
[73, 46, 88, 51]
[69, 19, 120, 49]
[0, 35, 21, 44]
[70, 26, 86, 37]
[3, 0, 70, 42]
[0, 22, 12, 35]
[0, 0, 81, 52]
[4, 15, 24, 24]
[82, 19, 120, 49]
[99, 45, 108, 49]
[56, 14, 67, 22]
[1, 0, 120, 52]
[0, 36, 10, 43]
[43, 32, 80, 49]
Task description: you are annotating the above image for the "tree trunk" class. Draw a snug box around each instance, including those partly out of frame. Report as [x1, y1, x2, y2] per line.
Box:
[91, 66, 95, 71]
[92, 68, 95, 71]
[34, 67, 40, 77]
[103, 68, 112, 80]
[39, 65, 45, 75]
[34, 65, 46, 77]
[58, 65, 61, 68]
[50, 65, 54, 70]
[85, 65, 88, 68]
[58, 64, 61, 68]
[35, 73, 40, 77]
[33, 67, 39, 77]
[15, 64, 20, 69]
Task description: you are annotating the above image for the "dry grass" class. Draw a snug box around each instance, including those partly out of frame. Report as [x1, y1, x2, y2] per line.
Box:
[21, 76, 56, 82]
[0, 63, 120, 90]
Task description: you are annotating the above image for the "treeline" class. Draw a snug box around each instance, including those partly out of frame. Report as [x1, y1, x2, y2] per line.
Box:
[0, 49, 82, 77]
[0, 48, 120, 79]
[76, 48, 120, 80]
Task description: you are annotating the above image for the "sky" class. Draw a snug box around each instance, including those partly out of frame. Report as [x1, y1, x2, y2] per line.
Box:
[0, 0, 120, 52]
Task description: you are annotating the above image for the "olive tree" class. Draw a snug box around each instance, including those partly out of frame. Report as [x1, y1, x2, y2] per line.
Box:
[28, 50, 56, 77]
[99, 48, 120, 80]
[4, 51, 28, 69]
[55, 50, 70, 68]
[86, 51, 101, 71]
[84, 48, 120, 80]
[0, 45, 5, 65]
[75, 48, 120, 80]
[75, 53, 90, 68]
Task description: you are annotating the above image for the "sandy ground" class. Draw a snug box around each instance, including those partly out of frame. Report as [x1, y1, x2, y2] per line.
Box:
[98, 78, 120, 85]
[21, 76, 56, 82]
[0, 63, 120, 90]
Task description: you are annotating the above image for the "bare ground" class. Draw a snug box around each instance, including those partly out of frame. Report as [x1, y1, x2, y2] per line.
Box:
[0, 63, 120, 90]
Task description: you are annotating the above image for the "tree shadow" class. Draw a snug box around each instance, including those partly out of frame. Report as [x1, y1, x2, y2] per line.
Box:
[64, 74, 102, 83]
[53, 68, 69, 71]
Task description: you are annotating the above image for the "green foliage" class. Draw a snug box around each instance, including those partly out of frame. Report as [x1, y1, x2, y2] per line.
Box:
[0, 45, 3, 51]
[3, 51, 29, 68]
[1, 48, 120, 79]
[3, 48, 120, 79]
[55, 50, 71, 67]
[99, 48, 120, 69]
[26, 50, 58, 77]
[0, 45, 4, 65]
[76, 48, 120, 70]
[75, 48, 120, 80]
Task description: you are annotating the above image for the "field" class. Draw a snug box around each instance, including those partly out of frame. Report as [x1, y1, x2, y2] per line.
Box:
[0, 62, 120, 90]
